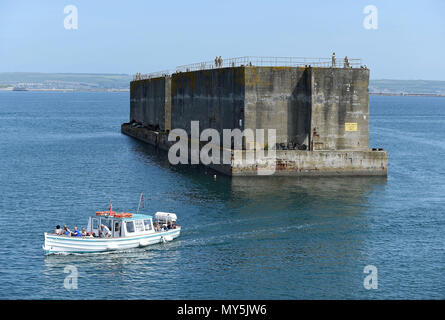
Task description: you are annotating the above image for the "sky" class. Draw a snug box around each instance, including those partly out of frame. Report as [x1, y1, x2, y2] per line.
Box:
[0, 0, 444, 80]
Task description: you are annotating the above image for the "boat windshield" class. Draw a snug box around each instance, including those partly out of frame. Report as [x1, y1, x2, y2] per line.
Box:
[134, 220, 144, 232]
[144, 219, 152, 231]
[92, 218, 99, 230]
[126, 221, 135, 233]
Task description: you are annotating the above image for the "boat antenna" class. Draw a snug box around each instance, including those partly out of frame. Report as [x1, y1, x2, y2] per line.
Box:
[136, 192, 144, 214]
[109, 198, 112, 216]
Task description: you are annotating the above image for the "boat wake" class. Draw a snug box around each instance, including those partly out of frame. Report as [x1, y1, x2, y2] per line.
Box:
[180, 223, 313, 248]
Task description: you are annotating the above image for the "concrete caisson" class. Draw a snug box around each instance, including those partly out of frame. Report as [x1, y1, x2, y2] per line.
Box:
[123, 64, 387, 176]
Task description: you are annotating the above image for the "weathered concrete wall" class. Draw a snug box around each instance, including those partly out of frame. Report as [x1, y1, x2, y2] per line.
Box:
[164, 76, 172, 131]
[122, 124, 387, 176]
[311, 68, 369, 150]
[171, 68, 245, 136]
[244, 67, 311, 146]
[126, 65, 386, 176]
[130, 67, 370, 151]
[121, 124, 233, 175]
[231, 150, 387, 176]
[130, 76, 170, 131]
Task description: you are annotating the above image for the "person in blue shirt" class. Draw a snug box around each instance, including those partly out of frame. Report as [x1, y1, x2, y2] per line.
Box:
[63, 225, 72, 236]
[72, 226, 82, 237]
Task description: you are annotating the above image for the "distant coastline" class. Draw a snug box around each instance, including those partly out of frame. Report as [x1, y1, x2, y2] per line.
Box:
[0, 72, 132, 92]
[1, 72, 445, 96]
[370, 92, 445, 97]
[0, 87, 129, 92]
[2, 89, 442, 96]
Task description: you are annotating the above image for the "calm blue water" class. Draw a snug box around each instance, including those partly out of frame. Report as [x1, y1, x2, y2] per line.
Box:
[0, 92, 443, 299]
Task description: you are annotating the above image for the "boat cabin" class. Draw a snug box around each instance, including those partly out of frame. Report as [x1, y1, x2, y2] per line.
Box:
[87, 213, 154, 238]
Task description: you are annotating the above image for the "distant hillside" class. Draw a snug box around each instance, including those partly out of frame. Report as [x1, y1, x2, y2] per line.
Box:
[370, 79, 445, 95]
[1, 72, 444, 94]
[0, 72, 132, 91]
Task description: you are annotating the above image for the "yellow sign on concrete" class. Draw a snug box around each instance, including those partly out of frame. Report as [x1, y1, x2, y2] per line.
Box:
[345, 122, 358, 132]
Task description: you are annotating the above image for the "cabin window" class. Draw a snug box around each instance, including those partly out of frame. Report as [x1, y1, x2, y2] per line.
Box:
[144, 219, 152, 231]
[135, 220, 145, 232]
[126, 221, 135, 233]
[92, 219, 99, 230]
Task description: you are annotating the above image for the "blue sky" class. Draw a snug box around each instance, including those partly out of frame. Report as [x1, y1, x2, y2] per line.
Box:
[1, 0, 444, 80]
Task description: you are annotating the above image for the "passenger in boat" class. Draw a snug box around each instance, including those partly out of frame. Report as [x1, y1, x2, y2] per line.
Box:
[63, 225, 72, 236]
[72, 226, 82, 237]
[81, 228, 87, 236]
[153, 222, 161, 232]
[99, 224, 111, 238]
[167, 221, 177, 230]
[54, 225, 63, 235]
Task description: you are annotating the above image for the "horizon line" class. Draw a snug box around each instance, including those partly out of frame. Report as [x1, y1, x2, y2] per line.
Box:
[0, 71, 445, 82]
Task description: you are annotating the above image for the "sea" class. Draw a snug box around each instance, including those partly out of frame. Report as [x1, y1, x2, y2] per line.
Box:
[0, 91, 443, 299]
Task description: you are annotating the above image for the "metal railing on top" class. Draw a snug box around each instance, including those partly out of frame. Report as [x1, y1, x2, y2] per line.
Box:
[133, 56, 364, 81]
[133, 70, 171, 81]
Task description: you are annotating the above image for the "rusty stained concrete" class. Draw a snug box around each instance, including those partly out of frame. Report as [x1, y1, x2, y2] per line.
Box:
[122, 124, 387, 176]
[126, 65, 387, 176]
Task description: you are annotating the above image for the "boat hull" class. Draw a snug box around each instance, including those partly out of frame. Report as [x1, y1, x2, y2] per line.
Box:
[43, 228, 181, 254]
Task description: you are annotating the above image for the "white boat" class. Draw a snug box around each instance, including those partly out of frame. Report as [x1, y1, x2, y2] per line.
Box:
[43, 204, 181, 254]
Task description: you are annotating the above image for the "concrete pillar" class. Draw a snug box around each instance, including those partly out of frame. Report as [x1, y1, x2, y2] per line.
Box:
[164, 76, 171, 132]
[307, 67, 314, 151]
